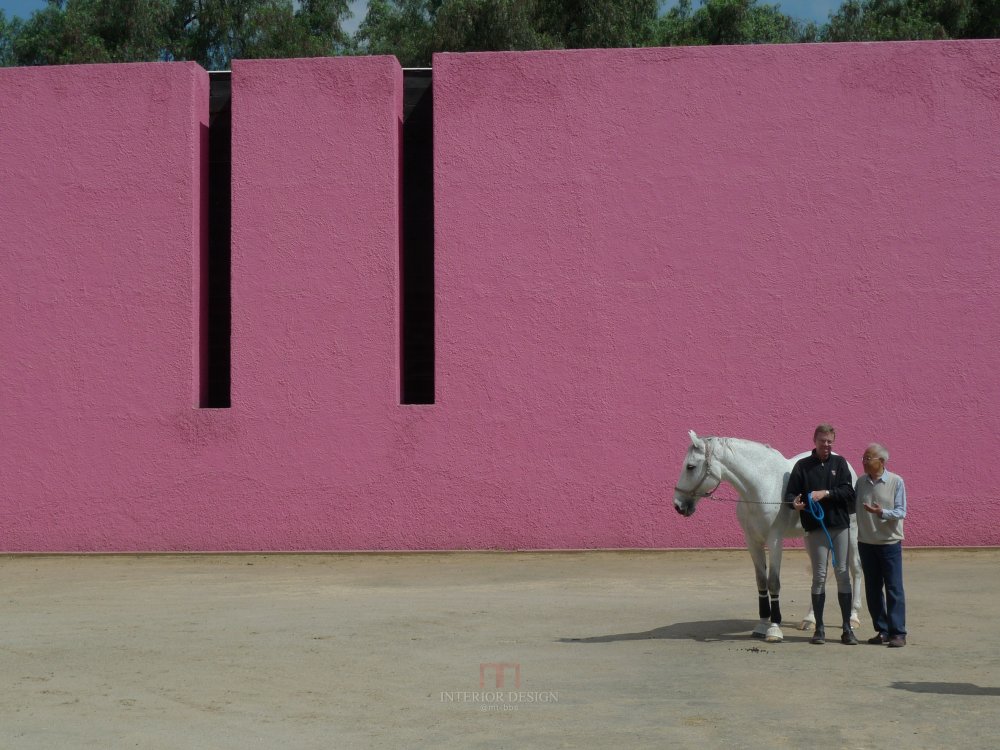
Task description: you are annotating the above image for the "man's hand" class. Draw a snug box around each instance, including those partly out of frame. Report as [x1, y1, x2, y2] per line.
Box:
[863, 502, 882, 515]
[792, 495, 805, 510]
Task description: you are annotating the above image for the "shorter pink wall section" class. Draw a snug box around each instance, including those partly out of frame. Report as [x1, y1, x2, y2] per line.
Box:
[2, 43, 999, 551]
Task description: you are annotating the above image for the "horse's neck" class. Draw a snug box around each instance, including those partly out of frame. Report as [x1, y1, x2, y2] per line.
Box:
[714, 438, 785, 500]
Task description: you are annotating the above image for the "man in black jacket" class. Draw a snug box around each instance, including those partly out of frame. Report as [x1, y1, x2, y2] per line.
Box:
[786, 424, 858, 645]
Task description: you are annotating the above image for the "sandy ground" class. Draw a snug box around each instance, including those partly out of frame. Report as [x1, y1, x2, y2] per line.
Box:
[1, 549, 998, 749]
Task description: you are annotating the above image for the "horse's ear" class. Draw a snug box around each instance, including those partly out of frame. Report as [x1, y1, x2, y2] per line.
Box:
[688, 430, 704, 450]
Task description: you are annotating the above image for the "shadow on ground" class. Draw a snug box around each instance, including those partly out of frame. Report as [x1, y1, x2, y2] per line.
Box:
[892, 682, 1000, 696]
[559, 619, 769, 643]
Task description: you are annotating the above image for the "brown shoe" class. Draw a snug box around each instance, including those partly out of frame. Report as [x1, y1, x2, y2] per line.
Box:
[868, 634, 889, 645]
[888, 635, 907, 648]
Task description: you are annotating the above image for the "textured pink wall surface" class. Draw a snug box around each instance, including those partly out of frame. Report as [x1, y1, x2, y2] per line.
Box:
[433, 42, 1000, 549]
[2, 63, 209, 550]
[2, 43, 999, 551]
[229, 56, 408, 548]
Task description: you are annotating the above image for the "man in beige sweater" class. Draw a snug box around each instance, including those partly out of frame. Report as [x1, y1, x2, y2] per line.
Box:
[856, 443, 908, 648]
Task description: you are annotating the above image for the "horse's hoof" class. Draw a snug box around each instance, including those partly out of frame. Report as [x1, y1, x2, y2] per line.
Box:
[850, 616, 861, 629]
[798, 620, 815, 631]
[764, 625, 783, 643]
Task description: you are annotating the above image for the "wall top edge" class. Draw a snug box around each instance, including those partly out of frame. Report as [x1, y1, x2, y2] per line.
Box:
[209, 67, 430, 73]
[431, 37, 1000, 62]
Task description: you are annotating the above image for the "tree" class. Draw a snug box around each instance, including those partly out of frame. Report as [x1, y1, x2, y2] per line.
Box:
[964, 0, 1000, 36]
[433, 0, 550, 54]
[823, 0, 959, 40]
[822, 0, 1000, 40]
[355, 0, 661, 66]
[171, 0, 350, 69]
[534, 0, 659, 48]
[6, 0, 349, 68]
[353, 0, 440, 65]
[12, 0, 176, 65]
[656, 0, 817, 46]
[1, 11, 22, 67]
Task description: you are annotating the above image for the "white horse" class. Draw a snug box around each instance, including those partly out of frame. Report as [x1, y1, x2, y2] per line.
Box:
[672, 431, 862, 642]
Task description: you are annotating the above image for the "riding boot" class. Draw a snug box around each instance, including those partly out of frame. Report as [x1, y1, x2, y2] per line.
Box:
[839, 591, 858, 644]
[810, 593, 826, 644]
[838, 590, 853, 628]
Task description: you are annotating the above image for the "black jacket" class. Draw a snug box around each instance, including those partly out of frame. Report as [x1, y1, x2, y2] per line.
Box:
[785, 451, 855, 532]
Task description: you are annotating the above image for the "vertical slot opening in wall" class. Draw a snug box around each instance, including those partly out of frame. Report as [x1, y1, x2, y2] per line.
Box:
[401, 69, 435, 404]
[201, 71, 232, 408]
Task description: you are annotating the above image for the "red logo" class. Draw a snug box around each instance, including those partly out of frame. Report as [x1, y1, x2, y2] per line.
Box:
[479, 663, 521, 689]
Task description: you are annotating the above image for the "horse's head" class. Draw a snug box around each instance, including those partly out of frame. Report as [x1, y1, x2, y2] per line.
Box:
[673, 430, 723, 517]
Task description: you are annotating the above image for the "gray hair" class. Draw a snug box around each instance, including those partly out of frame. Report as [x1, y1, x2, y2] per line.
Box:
[866, 442, 889, 461]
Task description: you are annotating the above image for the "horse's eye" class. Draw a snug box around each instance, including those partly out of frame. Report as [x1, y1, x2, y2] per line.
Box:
[686, 464, 696, 471]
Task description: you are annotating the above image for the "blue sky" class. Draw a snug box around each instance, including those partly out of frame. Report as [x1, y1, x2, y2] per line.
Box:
[2, 0, 846, 32]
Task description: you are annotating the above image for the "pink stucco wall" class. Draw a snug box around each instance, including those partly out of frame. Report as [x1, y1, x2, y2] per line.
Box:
[2, 63, 209, 550]
[2, 42, 999, 551]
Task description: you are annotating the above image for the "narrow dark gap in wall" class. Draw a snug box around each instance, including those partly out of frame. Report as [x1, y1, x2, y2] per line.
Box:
[401, 69, 435, 405]
[202, 72, 232, 408]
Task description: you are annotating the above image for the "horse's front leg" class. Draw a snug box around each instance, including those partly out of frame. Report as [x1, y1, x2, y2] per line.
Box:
[748, 540, 771, 640]
[763, 533, 785, 643]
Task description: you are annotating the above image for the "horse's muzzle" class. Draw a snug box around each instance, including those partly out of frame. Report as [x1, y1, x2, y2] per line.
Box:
[674, 497, 696, 517]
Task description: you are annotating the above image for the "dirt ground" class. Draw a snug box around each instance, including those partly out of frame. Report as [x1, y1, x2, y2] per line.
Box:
[1, 549, 998, 749]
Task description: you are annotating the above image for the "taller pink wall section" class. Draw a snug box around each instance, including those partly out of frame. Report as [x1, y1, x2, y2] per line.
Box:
[432, 43, 1000, 548]
[2, 42, 999, 551]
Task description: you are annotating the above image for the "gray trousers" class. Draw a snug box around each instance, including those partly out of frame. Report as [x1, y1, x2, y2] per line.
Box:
[805, 526, 851, 595]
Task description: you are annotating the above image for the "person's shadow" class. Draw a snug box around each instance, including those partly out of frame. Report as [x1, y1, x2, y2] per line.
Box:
[558, 619, 798, 643]
[892, 682, 1000, 696]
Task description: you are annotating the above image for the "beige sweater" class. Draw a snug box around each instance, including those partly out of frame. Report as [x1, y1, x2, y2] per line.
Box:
[855, 470, 906, 544]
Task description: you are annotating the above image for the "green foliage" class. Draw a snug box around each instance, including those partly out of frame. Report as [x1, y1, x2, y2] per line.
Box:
[5, 0, 349, 68]
[12, 0, 174, 65]
[354, 0, 439, 65]
[824, 0, 957, 40]
[965, 0, 1000, 36]
[355, 0, 660, 66]
[2, 0, 999, 68]
[533, 0, 659, 48]
[822, 0, 999, 40]
[173, 0, 349, 69]
[1, 11, 21, 66]
[657, 0, 818, 45]
[433, 0, 550, 54]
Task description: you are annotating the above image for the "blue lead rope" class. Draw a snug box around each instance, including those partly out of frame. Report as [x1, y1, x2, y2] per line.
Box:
[805, 492, 838, 567]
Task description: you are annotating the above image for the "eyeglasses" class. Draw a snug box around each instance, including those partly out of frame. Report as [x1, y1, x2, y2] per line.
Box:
[862, 455, 883, 462]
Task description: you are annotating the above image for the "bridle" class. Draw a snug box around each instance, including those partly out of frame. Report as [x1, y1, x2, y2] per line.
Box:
[674, 437, 724, 500]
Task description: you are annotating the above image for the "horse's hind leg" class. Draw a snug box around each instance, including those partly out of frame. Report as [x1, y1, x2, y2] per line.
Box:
[748, 541, 771, 639]
[800, 556, 817, 630]
[848, 515, 863, 629]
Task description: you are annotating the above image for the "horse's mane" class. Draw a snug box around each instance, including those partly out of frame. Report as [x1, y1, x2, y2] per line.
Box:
[705, 436, 787, 465]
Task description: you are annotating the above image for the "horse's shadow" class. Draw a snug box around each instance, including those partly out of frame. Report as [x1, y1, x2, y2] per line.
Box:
[891, 682, 1000, 696]
[559, 619, 771, 644]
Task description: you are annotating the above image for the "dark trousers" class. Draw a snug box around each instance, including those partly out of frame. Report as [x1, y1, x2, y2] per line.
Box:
[858, 541, 906, 637]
